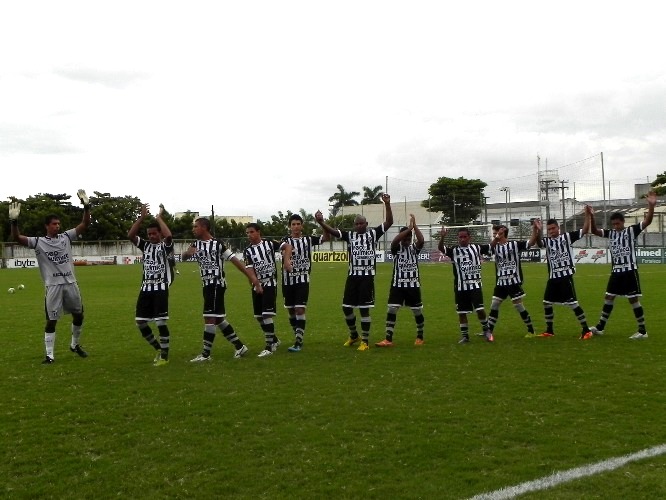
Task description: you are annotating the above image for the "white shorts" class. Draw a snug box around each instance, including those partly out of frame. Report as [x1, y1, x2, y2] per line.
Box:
[45, 283, 83, 321]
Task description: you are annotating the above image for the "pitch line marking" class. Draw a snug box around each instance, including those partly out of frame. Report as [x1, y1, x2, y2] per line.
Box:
[469, 443, 666, 500]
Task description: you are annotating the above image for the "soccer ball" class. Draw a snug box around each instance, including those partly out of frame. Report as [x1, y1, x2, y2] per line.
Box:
[8, 288, 15, 294]
[18, 284, 25, 290]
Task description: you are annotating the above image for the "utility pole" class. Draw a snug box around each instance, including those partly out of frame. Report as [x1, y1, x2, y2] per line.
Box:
[540, 179, 555, 221]
[452, 194, 462, 225]
[557, 180, 569, 230]
[499, 187, 510, 224]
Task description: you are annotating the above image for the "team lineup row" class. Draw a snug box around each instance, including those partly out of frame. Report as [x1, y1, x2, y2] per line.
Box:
[7, 190, 658, 364]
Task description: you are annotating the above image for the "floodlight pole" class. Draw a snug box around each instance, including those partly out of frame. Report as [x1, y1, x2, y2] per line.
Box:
[500, 187, 510, 225]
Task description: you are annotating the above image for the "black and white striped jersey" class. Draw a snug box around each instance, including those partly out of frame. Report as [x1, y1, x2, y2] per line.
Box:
[133, 237, 174, 291]
[280, 235, 324, 285]
[441, 244, 490, 291]
[491, 240, 528, 286]
[337, 225, 386, 276]
[599, 223, 643, 272]
[189, 239, 235, 287]
[243, 239, 281, 287]
[391, 242, 421, 288]
[541, 230, 582, 279]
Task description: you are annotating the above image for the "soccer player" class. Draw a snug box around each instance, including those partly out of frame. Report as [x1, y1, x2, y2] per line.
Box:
[183, 217, 258, 362]
[315, 193, 393, 350]
[281, 214, 329, 352]
[375, 213, 425, 347]
[587, 191, 657, 339]
[438, 227, 493, 344]
[534, 216, 593, 339]
[244, 223, 293, 357]
[487, 222, 540, 338]
[8, 190, 91, 364]
[128, 204, 175, 366]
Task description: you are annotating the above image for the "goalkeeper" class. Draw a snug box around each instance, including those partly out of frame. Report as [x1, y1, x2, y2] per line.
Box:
[9, 189, 92, 364]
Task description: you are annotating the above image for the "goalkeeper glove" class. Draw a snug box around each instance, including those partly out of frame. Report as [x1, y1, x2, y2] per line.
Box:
[77, 189, 90, 209]
[8, 202, 21, 222]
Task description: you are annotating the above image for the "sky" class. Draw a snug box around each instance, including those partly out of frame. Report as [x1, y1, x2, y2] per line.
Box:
[1, 1, 664, 221]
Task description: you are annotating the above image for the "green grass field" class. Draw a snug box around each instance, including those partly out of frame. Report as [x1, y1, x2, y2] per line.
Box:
[2, 262, 666, 499]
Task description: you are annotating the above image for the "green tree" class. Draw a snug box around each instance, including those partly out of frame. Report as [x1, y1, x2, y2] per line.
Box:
[2, 193, 77, 241]
[651, 172, 666, 196]
[170, 211, 198, 240]
[422, 177, 487, 225]
[328, 184, 360, 216]
[324, 213, 357, 230]
[84, 192, 142, 240]
[361, 185, 384, 205]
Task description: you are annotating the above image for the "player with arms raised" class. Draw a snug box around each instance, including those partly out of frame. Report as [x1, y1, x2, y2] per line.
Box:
[315, 193, 393, 350]
[9, 189, 91, 364]
[128, 203, 175, 366]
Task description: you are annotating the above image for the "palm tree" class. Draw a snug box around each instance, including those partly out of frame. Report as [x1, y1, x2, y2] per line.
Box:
[361, 185, 383, 205]
[328, 184, 360, 216]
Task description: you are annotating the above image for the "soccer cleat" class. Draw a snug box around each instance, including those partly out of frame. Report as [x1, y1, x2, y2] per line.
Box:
[257, 349, 273, 357]
[458, 336, 470, 344]
[375, 339, 393, 347]
[590, 326, 604, 336]
[70, 344, 88, 358]
[42, 356, 54, 364]
[484, 332, 494, 342]
[343, 336, 360, 347]
[271, 339, 281, 352]
[525, 332, 536, 338]
[414, 338, 425, 346]
[287, 344, 302, 352]
[190, 353, 211, 362]
[629, 332, 648, 340]
[357, 342, 370, 351]
[538, 332, 555, 337]
[580, 331, 593, 340]
[234, 345, 249, 358]
[154, 357, 169, 367]
[154, 351, 162, 363]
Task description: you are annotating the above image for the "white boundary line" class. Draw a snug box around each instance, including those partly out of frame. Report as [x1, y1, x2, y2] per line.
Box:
[469, 444, 666, 500]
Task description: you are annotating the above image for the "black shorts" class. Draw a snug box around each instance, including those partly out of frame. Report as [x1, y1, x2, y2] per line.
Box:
[253, 285, 277, 317]
[203, 283, 227, 318]
[343, 276, 375, 308]
[282, 282, 310, 309]
[492, 284, 526, 301]
[606, 270, 642, 298]
[543, 276, 578, 305]
[387, 286, 422, 308]
[135, 289, 169, 321]
[455, 288, 485, 314]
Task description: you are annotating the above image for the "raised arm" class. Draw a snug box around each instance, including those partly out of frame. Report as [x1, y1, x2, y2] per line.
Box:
[8, 202, 28, 247]
[155, 204, 173, 244]
[437, 226, 448, 253]
[411, 214, 424, 250]
[128, 204, 149, 241]
[382, 193, 393, 230]
[586, 205, 602, 237]
[643, 191, 657, 229]
[528, 218, 543, 247]
[581, 205, 592, 235]
[74, 189, 91, 236]
[315, 210, 339, 237]
[391, 226, 410, 251]
[490, 226, 505, 249]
